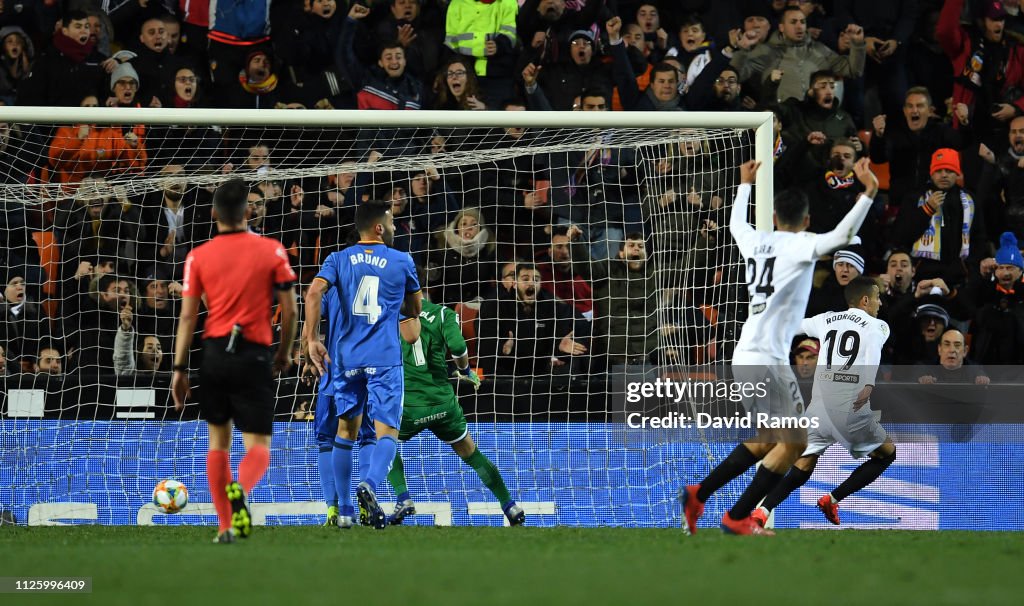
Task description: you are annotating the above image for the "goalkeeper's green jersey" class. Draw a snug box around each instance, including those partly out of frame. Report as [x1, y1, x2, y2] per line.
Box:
[402, 300, 468, 406]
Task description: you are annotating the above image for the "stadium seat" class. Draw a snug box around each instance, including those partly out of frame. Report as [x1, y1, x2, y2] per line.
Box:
[699, 304, 718, 326]
[695, 306, 720, 363]
[31, 231, 60, 318]
[857, 129, 890, 191]
[857, 129, 871, 147]
[454, 302, 479, 367]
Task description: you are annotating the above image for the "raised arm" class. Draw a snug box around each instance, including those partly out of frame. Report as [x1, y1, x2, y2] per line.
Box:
[113, 324, 137, 376]
[335, 4, 371, 90]
[826, 25, 866, 79]
[730, 44, 774, 85]
[813, 158, 879, 256]
[936, 0, 968, 60]
[606, 17, 642, 110]
[522, 63, 555, 111]
[728, 160, 760, 248]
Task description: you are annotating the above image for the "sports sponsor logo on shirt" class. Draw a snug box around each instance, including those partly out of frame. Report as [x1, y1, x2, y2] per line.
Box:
[820, 371, 860, 383]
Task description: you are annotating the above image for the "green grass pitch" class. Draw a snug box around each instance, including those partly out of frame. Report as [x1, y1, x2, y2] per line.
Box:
[1, 526, 1021, 605]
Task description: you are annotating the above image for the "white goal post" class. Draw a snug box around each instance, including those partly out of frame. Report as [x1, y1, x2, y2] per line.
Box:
[0, 106, 776, 225]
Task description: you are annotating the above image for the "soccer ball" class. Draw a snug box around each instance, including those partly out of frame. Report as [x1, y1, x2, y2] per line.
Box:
[153, 479, 189, 514]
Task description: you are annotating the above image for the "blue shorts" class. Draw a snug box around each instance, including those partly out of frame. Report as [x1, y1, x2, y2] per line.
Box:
[314, 392, 378, 449]
[331, 365, 404, 431]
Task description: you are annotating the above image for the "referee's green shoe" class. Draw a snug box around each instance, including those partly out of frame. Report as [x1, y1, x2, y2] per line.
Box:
[324, 505, 339, 527]
[226, 482, 252, 538]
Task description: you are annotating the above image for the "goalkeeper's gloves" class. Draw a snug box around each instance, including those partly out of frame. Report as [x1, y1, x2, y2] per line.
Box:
[454, 366, 481, 391]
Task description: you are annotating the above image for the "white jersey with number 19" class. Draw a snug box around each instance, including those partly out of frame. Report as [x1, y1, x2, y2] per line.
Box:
[800, 308, 889, 411]
[729, 183, 874, 361]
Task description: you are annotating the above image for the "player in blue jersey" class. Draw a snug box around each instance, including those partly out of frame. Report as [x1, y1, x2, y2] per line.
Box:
[304, 200, 422, 530]
[312, 287, 378, 528]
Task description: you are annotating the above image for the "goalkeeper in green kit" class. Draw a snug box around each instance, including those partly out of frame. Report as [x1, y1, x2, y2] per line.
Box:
[386, 298, 525, 526]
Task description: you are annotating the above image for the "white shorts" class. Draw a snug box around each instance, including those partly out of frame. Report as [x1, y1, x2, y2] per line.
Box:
[803, 401, 887, 459]
[731, 350, 804, 418]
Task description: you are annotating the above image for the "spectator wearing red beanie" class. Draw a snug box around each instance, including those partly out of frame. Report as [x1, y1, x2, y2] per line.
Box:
[893, 148, 986, 287]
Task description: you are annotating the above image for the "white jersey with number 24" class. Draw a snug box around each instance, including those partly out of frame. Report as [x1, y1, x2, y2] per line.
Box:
[729, 182, 875, 361]
[731, 185, 819, 360]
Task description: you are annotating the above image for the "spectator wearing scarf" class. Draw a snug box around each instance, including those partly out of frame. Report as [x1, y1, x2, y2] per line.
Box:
[895, 148, 985, 286]
[16, 10, 106, 106]
[803, 142, 880, 261]
[938, 0, 1024, 149]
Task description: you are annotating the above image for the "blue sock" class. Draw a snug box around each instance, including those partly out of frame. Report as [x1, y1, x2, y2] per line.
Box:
[318, 445, 337, 508]
[333, 438, 355, 510]
[358, 438, 377, 484]
[397, 491, 411, 503]
[367, 435, 398, 493]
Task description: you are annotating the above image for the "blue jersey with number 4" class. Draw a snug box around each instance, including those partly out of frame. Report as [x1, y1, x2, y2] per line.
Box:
[315, 241, 420, 370]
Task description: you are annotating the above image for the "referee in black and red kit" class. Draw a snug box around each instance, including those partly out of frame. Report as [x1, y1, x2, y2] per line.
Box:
[171, 178, 298, 544]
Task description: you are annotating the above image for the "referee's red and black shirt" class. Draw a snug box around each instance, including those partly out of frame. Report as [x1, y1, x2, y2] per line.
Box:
[182, 231, 297, 346]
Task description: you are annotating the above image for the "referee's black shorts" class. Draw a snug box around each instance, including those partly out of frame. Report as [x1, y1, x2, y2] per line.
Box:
[199, 337, 276, 435]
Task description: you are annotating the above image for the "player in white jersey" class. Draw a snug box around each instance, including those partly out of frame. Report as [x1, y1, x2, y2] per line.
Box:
[680, 158, 879, 536]
[751, 277, 896, 527]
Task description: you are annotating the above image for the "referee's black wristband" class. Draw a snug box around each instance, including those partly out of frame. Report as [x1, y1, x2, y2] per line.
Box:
[173, 364, 188, 372]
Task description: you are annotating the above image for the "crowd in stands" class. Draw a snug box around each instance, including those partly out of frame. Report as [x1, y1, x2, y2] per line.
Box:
[3, 0, 1024, 387]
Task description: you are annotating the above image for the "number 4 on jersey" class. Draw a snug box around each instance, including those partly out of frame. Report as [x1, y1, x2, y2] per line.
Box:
[747, 257, 776, 297]
[353, 275, 382, 324]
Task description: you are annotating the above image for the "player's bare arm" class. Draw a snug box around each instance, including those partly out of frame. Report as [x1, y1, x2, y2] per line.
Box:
[729, 160, 760, 242]
[303, 278, 331, 376]
[852, 157, 879, 198]
[171, 295, 201, 411]
[814, 160, 878, 255]
[403, 288, 423, 319]
[399, 315, 421, 343]
[275, 285, 298, 375]
[739, 159, 761, 184]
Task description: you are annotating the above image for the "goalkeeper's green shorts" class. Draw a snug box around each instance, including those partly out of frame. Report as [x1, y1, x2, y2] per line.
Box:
[398, 396, 468, 444]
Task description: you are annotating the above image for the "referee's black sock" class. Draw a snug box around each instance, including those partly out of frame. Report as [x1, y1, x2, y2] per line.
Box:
[728, 465, 784, 520]
[760, 466, 812, 513]
[832, 450, 896, 502]
[696, 444, 758, 502]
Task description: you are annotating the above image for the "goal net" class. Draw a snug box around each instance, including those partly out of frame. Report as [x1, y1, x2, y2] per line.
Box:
[0, 108, 772, 527]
